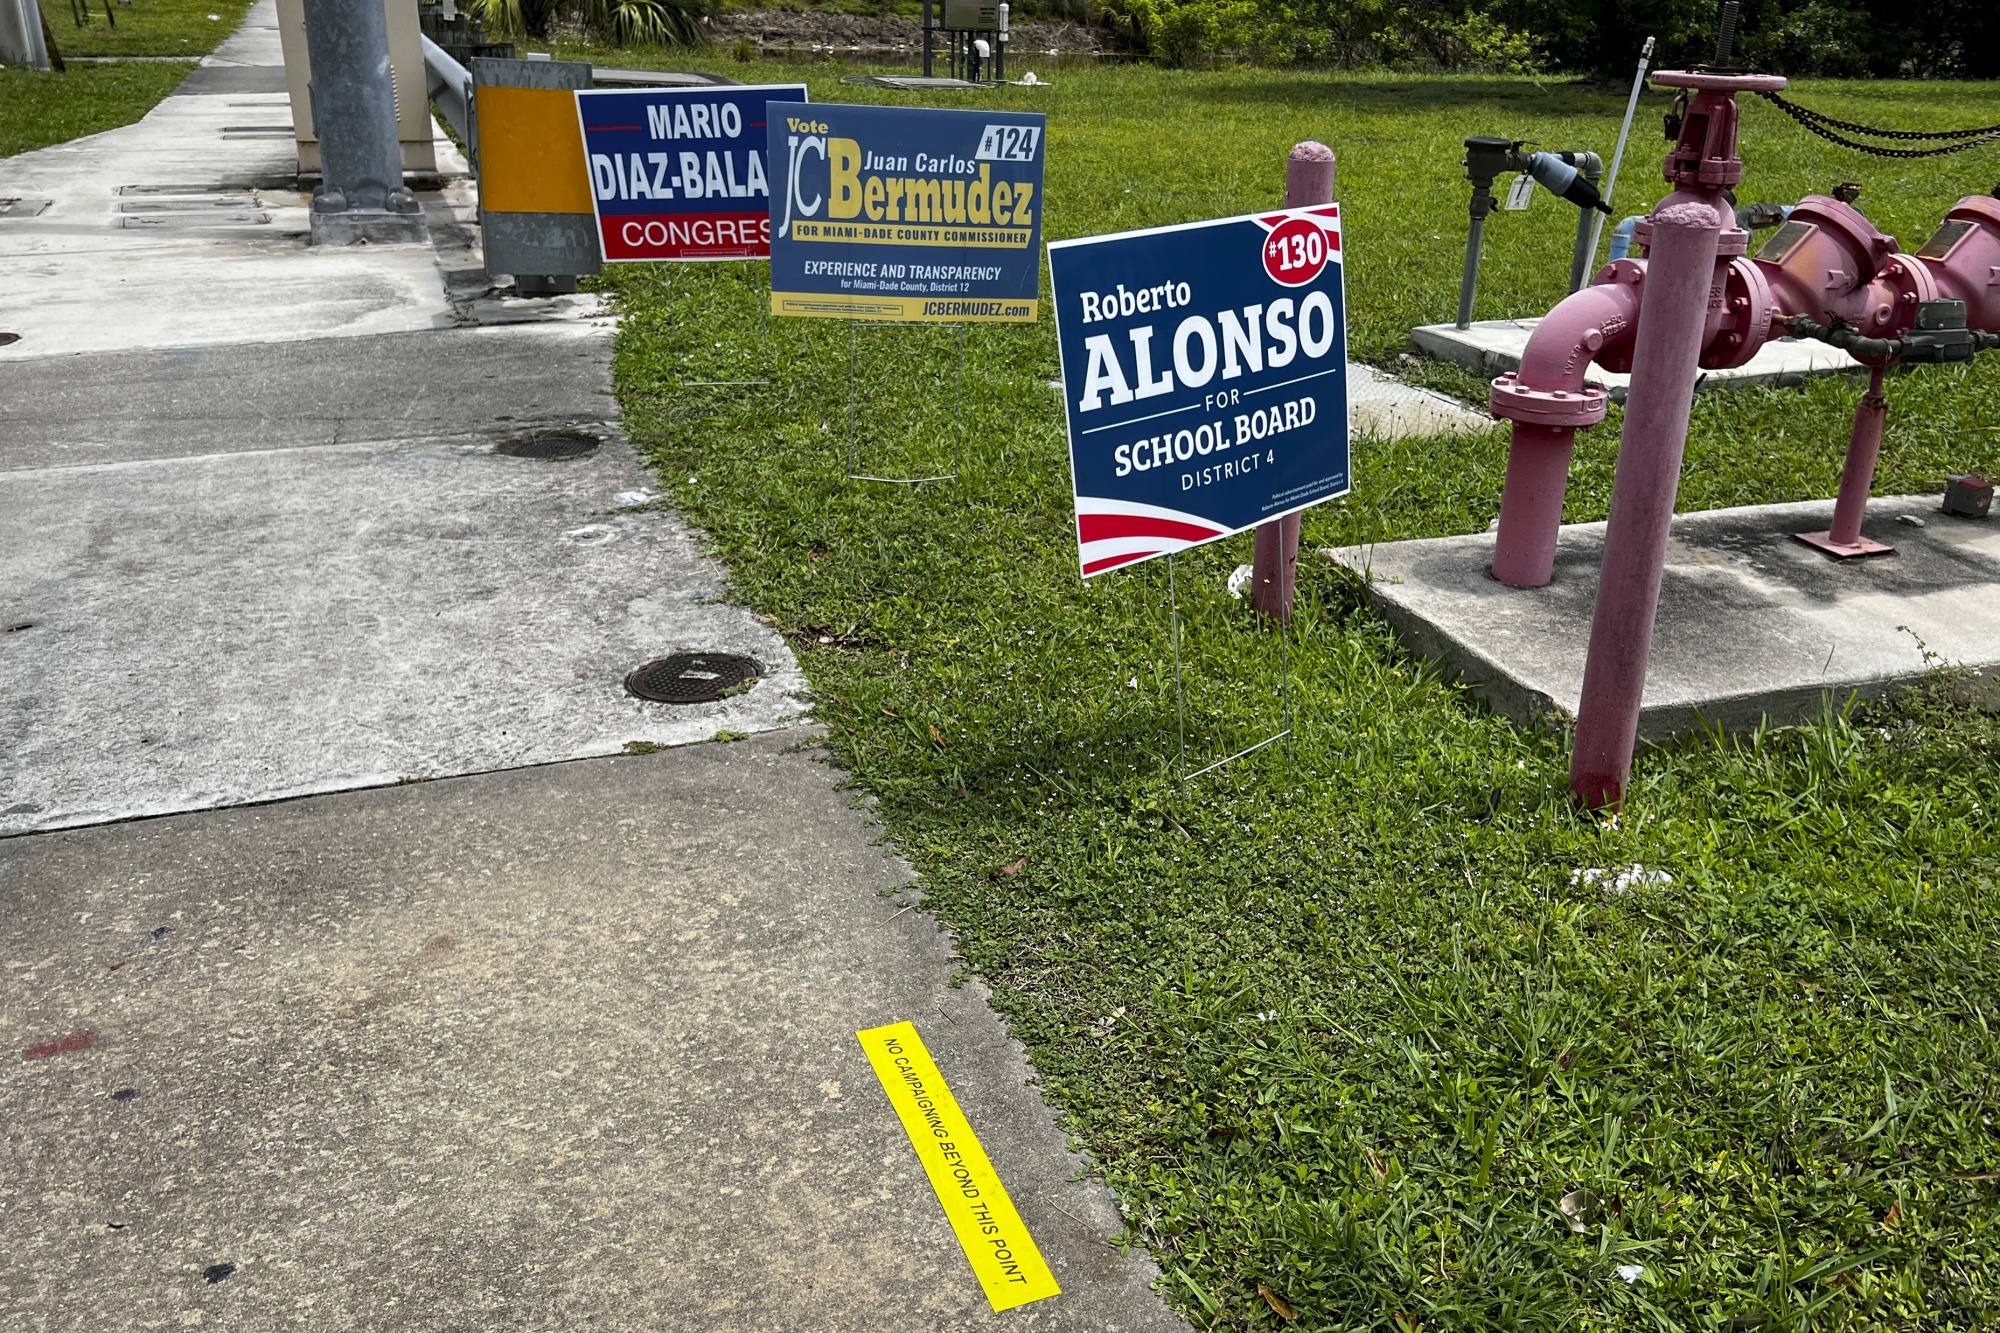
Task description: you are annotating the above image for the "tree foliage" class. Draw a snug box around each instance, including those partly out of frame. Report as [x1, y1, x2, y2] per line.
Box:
[1075, 0, 1998, 76]
[470, 0, 707, 46]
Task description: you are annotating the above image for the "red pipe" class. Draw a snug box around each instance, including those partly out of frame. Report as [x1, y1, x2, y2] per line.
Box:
[1830, 367, 1890, 547]
[1570, 201, 1724, 809]
[1794, 365, 1892, 557]
[1250, 140, 1336, 621]
[1489, 276, 1642, 586]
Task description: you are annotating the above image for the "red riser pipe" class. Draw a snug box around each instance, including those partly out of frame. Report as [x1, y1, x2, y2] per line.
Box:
[1828, 367, 1888, 548]
[1250, 140, 1335, 621]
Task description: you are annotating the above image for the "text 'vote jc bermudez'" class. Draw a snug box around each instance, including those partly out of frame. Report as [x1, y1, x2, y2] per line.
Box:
[1047, 206, 1351, 579]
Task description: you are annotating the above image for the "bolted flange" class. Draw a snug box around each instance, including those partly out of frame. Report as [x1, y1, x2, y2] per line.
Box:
[1490, 374, 1611, 429]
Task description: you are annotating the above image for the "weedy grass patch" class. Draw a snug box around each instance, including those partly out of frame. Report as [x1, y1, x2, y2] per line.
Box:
[0, 61, 196, 158]
[38, 0, 256, 57]
[597, 60, 2000, 1329]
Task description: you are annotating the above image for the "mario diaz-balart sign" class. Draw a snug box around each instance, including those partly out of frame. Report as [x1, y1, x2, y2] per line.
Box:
[575, 84, 807, 262]
[767, 102, 1045, 321]
[1047, 206, 1350, 577]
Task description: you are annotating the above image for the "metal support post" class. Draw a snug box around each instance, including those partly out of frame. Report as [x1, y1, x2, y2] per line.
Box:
[1249, 140, 1335, 623]
[1586, 37, 1655, 272]
[1569, 202, 1722, 809]
[1795, 365, 1895, 557]
[0, 0, 54, 71]
[1457, 203, 1491, 330]
[1567, 152, 1603, 292]
[301, 0, 425, 245]
[1456, 136, 1516, 330]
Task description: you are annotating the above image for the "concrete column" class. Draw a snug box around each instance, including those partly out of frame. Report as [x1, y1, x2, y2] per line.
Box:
[0, 0, 52, 70]
[1569, 201, 1722, 808]
[1250, 140, 1335, 622]
[301, 0, 425, 245]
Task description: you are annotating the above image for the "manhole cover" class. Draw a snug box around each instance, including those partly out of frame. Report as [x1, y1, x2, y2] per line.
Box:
[496, 431, 599, 460]
[625, 653, 761, 704]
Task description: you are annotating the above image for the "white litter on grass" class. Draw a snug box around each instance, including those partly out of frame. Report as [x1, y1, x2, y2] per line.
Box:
[1615, 1264, 1645, 1284]
[1572, 864, 1673, 896]
[1228, 564, 1254, 599]
[613, 490, 655, 506]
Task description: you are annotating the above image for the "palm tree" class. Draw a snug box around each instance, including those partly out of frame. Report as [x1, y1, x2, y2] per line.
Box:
[470, 0, 708, 46]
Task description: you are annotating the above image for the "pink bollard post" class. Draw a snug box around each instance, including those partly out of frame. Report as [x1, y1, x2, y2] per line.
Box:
[1250, 141, 1336, 621]
[1795, 365, 1893, 556]
[1569, 202, 1724, 809]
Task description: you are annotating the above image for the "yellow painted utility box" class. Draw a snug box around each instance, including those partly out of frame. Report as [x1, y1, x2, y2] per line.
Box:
[471, 56, 600, 291]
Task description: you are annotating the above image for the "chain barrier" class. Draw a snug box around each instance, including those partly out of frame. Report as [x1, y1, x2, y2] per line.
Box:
[1757, 91, 2000, 159]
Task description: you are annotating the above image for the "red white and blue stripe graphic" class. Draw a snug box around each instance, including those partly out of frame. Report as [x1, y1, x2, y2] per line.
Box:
[1076, 497, 1230, 577]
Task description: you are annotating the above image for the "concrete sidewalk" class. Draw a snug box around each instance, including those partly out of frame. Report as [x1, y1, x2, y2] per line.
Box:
[1, 9, 1187, 1329]
[1, 732, 1181, 1332]
[0, 0, 584, 358]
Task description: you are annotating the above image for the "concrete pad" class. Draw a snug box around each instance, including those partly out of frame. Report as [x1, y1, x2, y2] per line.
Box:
[1412, 317, 1867, 400]
[0, 327, 811, 838]
[1054, 364, 1490, 441]
[1326, 495, 2000, 738]
[1348, 362, 1491, 439]
[0, 732, 1185, 1332]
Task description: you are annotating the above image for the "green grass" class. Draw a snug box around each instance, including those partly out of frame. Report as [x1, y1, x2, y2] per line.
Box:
[38, 0, 253, 58]
[0, 61, 196, 157]
[594, 61, 2000, 1329]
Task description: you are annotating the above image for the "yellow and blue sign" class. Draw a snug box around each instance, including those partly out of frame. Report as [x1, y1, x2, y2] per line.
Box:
[575, 84, 807, 262]
[767, 102, 1045, 321]
[1048, 206, 1351, 578]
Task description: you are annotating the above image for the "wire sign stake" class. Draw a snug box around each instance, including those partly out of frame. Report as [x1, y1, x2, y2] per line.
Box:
[845, 320, 965, 485]
[666, 260, 778, 389]
[1165, 553, 1294, 788]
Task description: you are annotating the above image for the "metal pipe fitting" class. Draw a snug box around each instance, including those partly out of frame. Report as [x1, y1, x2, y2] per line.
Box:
[1488, 275, 1642, 587]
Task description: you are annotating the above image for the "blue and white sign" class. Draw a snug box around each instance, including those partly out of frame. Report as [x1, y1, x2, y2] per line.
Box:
[575, 84, 806, 262]
[768, 101, 1045, 322]
[1047, 206, 1349, 577]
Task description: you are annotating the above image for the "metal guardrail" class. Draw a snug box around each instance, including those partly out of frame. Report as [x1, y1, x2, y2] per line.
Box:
[422, 34, 476, 166]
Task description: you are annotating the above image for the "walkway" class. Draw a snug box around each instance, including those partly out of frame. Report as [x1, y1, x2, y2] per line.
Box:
[0, 14, 1185, 1330]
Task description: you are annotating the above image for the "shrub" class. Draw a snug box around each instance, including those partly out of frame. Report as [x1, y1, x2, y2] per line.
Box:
[471, 0, 708, 45]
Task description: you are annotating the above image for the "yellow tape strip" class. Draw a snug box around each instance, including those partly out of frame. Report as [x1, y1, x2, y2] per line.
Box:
[856, 1021, 1061, 1312]
[773, 294, 1038, 323]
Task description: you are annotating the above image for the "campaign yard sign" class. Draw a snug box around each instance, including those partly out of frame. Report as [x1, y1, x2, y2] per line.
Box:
[575, 84, 807, 262]
[1046, 206, 1350, 578]
[767, 102, 1045, 322]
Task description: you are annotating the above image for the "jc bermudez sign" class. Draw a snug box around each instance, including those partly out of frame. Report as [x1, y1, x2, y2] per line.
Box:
[575, 84, 807, 262]
[1047, 206, 1350, 578]
[767, 102, 1045, 321]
